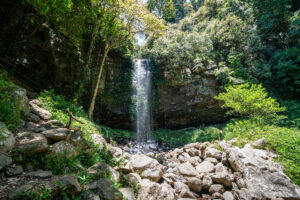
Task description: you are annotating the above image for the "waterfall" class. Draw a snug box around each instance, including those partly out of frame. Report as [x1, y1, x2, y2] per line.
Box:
[132, 59, 153, 144]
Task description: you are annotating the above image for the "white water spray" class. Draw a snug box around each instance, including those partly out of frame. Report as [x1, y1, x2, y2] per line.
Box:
[133, 59, 153, 144]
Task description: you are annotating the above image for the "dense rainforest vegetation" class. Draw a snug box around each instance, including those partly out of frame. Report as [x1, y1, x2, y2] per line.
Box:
[0, 0, 300, 198]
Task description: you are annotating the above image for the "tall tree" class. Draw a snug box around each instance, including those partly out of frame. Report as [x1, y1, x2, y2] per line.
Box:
[88, 0, 165, 120]
[147, 0, 176, 22]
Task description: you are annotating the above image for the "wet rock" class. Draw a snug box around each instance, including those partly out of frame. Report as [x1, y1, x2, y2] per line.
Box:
[223, 191, 234, 200]
[119, 188, 135, 200]
[29, 101, 51, 120]
[209, 184, 225, 194]
[16, 133, 48, 154]
[6, 165, 23, 177]
[227, 144, 300, 199]
[0, 122, 15, 153]
[8, 184, 33, 200]
[51, 141, 77, 158]
[26, 170, 52, 178]
[178, 162, 199, 177]
[196, 161, 215, 173]
[52, 175, 81, 195]
[42, 128, 69, 141]
[138, 179, 175, 200]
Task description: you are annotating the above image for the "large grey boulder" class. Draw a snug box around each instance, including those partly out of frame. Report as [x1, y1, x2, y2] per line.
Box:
[16, 132, 48, 154]
[138, 179, 175, 200]
[227, 144, 300, 199]
[0, 122, 15, 153]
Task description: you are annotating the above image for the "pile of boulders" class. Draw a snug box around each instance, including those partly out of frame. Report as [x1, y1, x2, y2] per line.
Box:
[117, 140, 300, 200]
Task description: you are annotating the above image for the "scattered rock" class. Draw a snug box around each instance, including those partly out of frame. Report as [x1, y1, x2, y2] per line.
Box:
[25, 112, 41, 123]
[81, 190, 100, 200]
[202, 175, 213, 189]
[119, 188, 135, 200]
[174, 182, 198, 199]
[196, 161, 215, 173]
[141, 165, 163, 182]
[42, 128, 69, 141]
[209, 184, 225, 194]
[212, 192, 223, 199]
[127, 173, 142, 185]
[51, 141, 77, 158]
[26, 170, 52, 178]
[90, 178, 123, 200]
[205, 147, 223, 160]
[252, 137, 267, 149]
[186, 177, 202, 193]
[16, 133, 48, 154]
[91, 134, 106, 150]
[26, 122, 38, 130]
[30, 102, 51, 120]
[6, 165, 23, 177]
[52, 175, 81, 195]
[138, 179, 175, 200]
[8, 184, 33, 200]
[178, 162, 199, 177]
[87, 162, 120, 182]
[0, 122, 15, 153]
[33, 127, 47, 133]
[223, 191, 234, 200]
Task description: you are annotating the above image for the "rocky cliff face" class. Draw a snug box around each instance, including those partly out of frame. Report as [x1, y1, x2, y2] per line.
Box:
[157, 76, 226, 128]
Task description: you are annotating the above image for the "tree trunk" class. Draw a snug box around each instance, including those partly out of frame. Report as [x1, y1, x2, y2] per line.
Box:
[88, 41, 110, 120]
[74, 20, 101, 100]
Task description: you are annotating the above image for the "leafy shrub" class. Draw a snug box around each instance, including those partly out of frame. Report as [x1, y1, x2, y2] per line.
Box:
[154, 126, 222, 147]
[215, 83, 286, 124]
[0, 72, 22, 128]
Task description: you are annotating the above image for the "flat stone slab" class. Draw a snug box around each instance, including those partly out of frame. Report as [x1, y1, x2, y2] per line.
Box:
[26, 170, 52, 178]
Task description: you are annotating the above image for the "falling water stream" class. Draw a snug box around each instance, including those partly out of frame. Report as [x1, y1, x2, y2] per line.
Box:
[131, 59, 157, 153]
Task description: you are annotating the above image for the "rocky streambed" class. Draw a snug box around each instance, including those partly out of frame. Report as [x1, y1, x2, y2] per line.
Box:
[0, 89, 300, 200]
